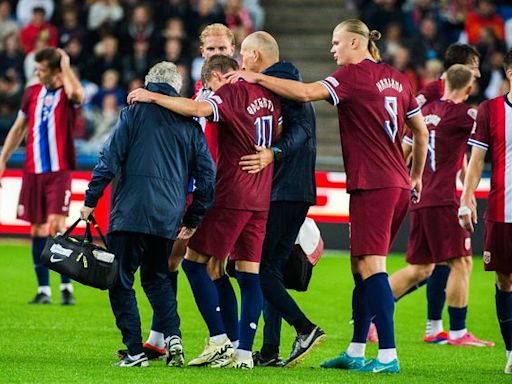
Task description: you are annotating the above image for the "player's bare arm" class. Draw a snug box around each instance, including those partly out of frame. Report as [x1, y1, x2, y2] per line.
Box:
[459, 146, 486, 233]
[405, 112, 429, 201]
[128, 88, 213, 118]
[0, 114, 27, 184]
[57, 48, 84, 105]
[225, 70, 330, 103]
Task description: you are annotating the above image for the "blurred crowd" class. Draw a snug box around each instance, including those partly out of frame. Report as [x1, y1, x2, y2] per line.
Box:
[350, 0, 512, 102]
[0, 0, 263, 150]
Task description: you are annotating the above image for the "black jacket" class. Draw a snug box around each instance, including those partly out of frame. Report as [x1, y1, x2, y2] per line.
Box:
[84, 82, 216, 239]
[263, 61, 317, 204]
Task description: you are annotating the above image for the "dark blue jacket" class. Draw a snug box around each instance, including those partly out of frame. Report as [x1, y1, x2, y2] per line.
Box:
[263, 61, 317, 204]
[84, 83, 216, 239]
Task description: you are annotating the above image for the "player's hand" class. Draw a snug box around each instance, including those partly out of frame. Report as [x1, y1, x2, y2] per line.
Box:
[0, 160, 5, 188]
[410, 177, 422, 204]
[459, 194, 477, 233]
[224, 70, 259, 84]
[57, 48, 71, 69]
[239, 146, 274, 174]
[80, 206, 95, 221]
[127, 88, 154, 105]
[178, 226, 196, 240]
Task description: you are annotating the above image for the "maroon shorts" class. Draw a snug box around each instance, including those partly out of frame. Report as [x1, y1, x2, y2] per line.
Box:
[188, 207, 268, 262]
[349, 188, 409, 257]
[17, 171, 72, 225]
[483, 220, 512, 273]
[406, 206, 472, 265]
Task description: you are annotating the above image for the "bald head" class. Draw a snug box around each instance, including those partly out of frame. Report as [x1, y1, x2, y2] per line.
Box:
[240, 31, 279, 72]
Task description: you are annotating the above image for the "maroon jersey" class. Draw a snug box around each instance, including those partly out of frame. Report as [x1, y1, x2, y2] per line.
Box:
[416, 79, 444, 108]
[319, 59, 420, 192]
[404, 100, 476, 210]
[204, 81, 281, 211]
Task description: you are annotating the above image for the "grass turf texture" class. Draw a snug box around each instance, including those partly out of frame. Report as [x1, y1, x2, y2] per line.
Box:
[0, 242, 505, 383]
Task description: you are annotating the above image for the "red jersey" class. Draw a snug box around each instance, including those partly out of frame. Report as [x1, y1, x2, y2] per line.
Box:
[204, 81, 281, 211]
[319, 59, 420, 192]
[404, 100, 476, 210]
[20, 84, 78, 174]
[469, 95, 512, 223]
[416, 79, 444, 108]
[193, 79, 219, 162]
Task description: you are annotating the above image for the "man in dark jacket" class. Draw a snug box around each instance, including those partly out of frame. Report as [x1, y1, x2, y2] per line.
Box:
[236, 32, 322, 367]
[79, 61, 216, 367]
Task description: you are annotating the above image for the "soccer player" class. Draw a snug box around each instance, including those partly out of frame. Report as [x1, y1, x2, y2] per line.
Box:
[233, 32, 324, 367]
[389, 64, 494, 347]
[128, 55, 281, 369]
[226, 19, 428, 373]
[0, 47, 83, 305]
[459, 48, 512, 374]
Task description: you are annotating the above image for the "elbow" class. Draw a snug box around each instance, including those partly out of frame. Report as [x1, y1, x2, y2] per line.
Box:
[300, 89, 314, 103]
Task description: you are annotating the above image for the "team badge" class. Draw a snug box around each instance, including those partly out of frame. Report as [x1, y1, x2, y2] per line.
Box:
[483, 251, 491, 264]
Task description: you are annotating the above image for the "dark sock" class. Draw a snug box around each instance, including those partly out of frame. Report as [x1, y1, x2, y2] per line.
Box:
[236, 271, 263, 351]
[182, 259, 225, 336]
[32, 237, 49, 287]
[292, 316, 315, 335]
[496, 285, 512, 351]
[448, 306, 467, 331]
[214, 275, 239, 343]
[151, 270, 179, 333]
[395, 278, 428, 301]
[366, 272, 396, 349]
[260, 343, 279, 358]
[352, 273, 371, 343]
[427, 265, 450, 320]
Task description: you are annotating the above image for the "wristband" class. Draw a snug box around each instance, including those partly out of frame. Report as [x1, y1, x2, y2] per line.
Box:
[271, 146, 283, 161]
[458, 206, 471, 217]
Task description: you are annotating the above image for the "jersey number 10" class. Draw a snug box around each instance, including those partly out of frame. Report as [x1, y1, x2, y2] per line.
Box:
[255, 116, 273, 148]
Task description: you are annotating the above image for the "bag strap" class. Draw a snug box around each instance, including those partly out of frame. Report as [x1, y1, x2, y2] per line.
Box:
[62, 218, 81, 237]
[88, 215, 108, 248]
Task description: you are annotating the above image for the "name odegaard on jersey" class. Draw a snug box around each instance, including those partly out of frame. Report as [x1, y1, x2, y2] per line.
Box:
[247, 97, 275, 115]
[376, 78, 403, 93]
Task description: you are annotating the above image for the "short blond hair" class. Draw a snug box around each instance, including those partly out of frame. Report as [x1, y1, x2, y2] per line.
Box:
[199, 23, 235, 47]
[335, 19, 382, 61]
[445, 64, 473, 91]
[242, 31, 279, 61]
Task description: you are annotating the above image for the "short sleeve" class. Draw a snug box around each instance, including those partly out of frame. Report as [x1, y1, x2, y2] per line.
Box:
[415, 80, 442, 108]
[406, 88, 421, 120]
[18, 87, 32, 118]
[318, 66, 351, 106]
[203, 85, 234, 123]
[468, 101, 489, 151]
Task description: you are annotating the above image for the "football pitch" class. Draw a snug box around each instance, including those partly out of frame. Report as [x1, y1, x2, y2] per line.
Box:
[0, 242, 506, 384]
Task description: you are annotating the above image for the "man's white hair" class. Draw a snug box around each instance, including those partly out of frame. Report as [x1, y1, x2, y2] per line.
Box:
[144, 61, 182, 92]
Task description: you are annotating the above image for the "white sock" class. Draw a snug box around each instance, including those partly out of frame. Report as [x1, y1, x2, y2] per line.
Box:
[128, 352, 145, 360]
[377, 348, 397, 364]
[346, 342, 366, 358]
[60, 283, 73, 292]
[449, 329, 467, 340]
[507, 350, 511, 358]
[38, 286, 51, 296]
[210, 333, 228, 344]
[147, 330, 165, 348]
[231, 340, 239, 349]
[235, 349, 252, 360]
[426, 319, 443, 336]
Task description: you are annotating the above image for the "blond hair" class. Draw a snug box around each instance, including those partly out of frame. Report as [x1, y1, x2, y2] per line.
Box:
[242, 31, 279, 61]
[445, 64, 473, 91]
[199, 23, 235, 47]
[335, 19, 382, 61]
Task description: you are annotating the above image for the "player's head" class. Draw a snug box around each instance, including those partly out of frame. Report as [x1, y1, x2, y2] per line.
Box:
[201, 54, 239, 91]
[240, 31, 279, 72]
[504, 49, 512, 82]
[199, 23, 235, 59]
[331, 19, 381, 65]
[444, 44, 481, 79]
[34, 47, 61, 86]
[444, 64, 473, 100]
[145, 61, 182, 93]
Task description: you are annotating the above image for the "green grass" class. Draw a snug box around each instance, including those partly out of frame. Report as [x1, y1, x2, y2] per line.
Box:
[0, 242, 507, 383]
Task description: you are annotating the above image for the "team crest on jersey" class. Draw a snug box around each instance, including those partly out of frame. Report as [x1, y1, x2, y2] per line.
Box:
[44, 94, 55, 107]
[483, 251, 491, 264]
[467, 108, 477, 120]
[465, 237, 471, 251]
[17, 204, 24, 216]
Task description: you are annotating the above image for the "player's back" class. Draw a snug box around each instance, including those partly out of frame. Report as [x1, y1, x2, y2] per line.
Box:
[205, 80, 281, 211]
[411, 100, 476, 209]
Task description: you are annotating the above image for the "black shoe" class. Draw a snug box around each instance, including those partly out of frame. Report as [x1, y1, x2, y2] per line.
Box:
[60, 289, 75, 305]
[28, 292, 51, 304]
[117, 343, 166, 361]
[283, 326, 326, 368]
[253, 351, 284, 367]
[113, 354, 149, 367]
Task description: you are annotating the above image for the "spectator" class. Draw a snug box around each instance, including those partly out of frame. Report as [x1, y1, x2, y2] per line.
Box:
[16, 0, 54, 26]
[118, 4, 157, 56]
[483, 50, 505, 99]
[0, 0, 18, 52]
[58, 6, 87, 48]
[0, 34, 25, 83]
[122, 39, 153, 85]
[92, 69, 125, 108]
[224, 0, 253, 45]
[402, 0, 443, 36]
[380, 22, 402, 62]
[362, 0, 403, 34]
[162, 17, 187, 40]
[0, 71, 22, 143]
[88, 35, 123, 84]
[82, 93, 121, 154]
[23, 35, 50, 84]
[20, 7, 58, 53]
[465, 0, 505, 45]
[391, 45, 419, 93]
[187, 0, 226, 38]
[440, 0, 470, 42]
[162, 37, 186, 64]
[408, 16, 447, 70]
[87, 0, 124, 32]
[419, 58, 444, 88]
[505, 17, 512, 48]
[64, 37, 87, 79]
[154, 0, 190, 27]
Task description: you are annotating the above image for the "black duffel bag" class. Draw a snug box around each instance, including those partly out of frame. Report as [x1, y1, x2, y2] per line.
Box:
[41, 216, 117, 290]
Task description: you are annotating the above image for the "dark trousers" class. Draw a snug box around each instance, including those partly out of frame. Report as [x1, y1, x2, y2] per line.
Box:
[259, 201, 310, 347]
[108, 231, 180, 356]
